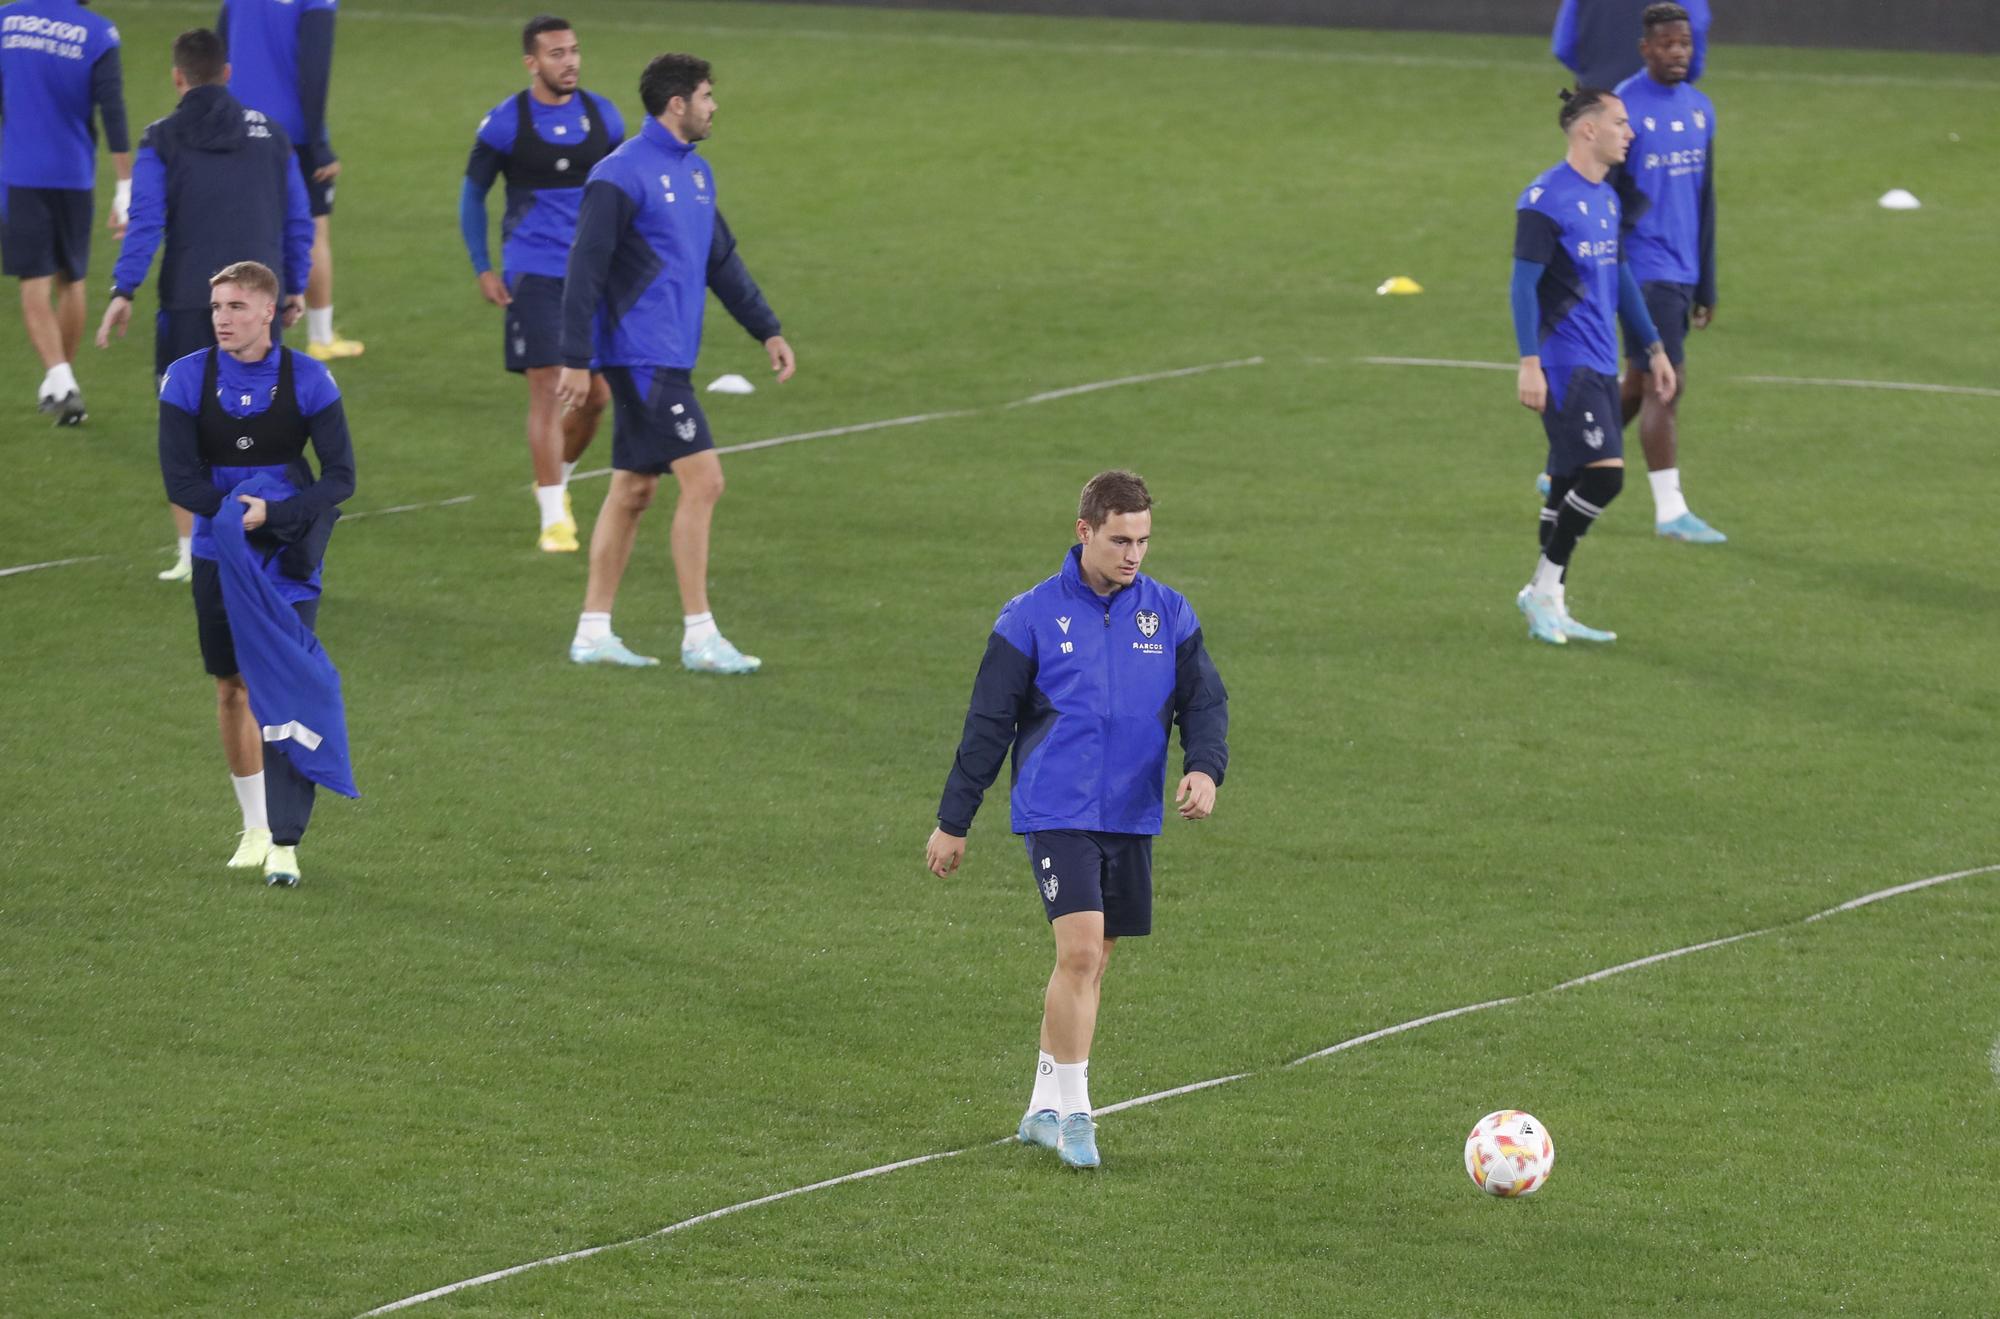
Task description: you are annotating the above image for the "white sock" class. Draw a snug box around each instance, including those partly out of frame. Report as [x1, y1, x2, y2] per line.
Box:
[574, 611, 611, 645]
[1028, 1050, 1060, 1115]
[306, 306, 334, 345]
[534, 484, 566, 529]
[231, 772, 268, 831]
[560, 460, 577, 487]
[1649, 467, 1689, 524]
[682, 611, 717, 648]
[175, 536, 193, 564]
[40, 362, 78, 399]
[1530, 555, 1564, 597]
[1055, 1060, 1091, 1118]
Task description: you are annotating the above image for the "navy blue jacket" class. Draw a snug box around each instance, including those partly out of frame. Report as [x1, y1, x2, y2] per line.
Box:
[937, 546, 1229, 838]
[560, 115, 780, 370]
[112, 83, 312, 307]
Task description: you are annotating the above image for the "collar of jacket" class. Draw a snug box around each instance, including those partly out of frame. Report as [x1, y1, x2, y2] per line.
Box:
[640, 116, 699, 158]
[1061, 543, 1138, 609]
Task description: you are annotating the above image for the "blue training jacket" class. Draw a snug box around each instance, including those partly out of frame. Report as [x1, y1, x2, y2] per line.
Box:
[937, 546, 1229, 838]
[0, 0, 129, 189]
[559, 115, 780, 370]
[1552, 0, 1709, 91]
[212, 472, 358, 799]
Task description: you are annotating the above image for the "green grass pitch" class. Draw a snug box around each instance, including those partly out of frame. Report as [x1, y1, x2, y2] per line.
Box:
[3, 1, 1998, 1314]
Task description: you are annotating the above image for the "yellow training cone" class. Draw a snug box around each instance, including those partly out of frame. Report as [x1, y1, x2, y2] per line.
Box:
[1376, 276, 1424, 295]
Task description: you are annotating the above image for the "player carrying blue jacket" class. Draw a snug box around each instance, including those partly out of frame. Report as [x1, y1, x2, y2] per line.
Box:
[926, 471, 1230, 1170]
[0, 0, 131, 424]
[1512, 87, 1677, 646]
[1613, 3, 1725, 544]
[556, 53, 795, 674]
[462, 14, 623, 553]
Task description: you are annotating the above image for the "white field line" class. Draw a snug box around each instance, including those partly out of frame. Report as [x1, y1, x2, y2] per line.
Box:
[1990, 1034, 2000, 1086]
[0, 361, 1256, 579]
[356, 860, 2000, 1317]
[1359, 357, 2000, 397]
[119, 0, 2000, 92]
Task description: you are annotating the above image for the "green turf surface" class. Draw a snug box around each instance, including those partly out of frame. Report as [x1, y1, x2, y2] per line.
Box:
[3, 2, 1998, 1315]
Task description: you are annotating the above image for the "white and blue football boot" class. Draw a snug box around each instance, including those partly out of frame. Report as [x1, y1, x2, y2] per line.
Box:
[569, 634, 660, 667]
[1557, 606, 1617, 644]
[1057, 1113, 1100, 1169]
[1656, 511, 1727, 544]
[1515, 586, 1567, 646]
[1017, 1109, 1060, 1150]
[682, 633, 761, 675]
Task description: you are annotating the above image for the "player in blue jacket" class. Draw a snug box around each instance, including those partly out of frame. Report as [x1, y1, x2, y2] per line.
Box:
[556, 53, 794, 674]
[1613, 4, 1724, 543]
[461, 14, 623, 553]
[218, 0, 360, 359]
[1512, 87, 1676, 646]
[926, 470, 1230, 1170]
[0, 0, 131, 424]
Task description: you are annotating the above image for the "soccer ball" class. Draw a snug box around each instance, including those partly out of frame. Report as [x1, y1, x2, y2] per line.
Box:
[1463, 1109, 1555, 1197]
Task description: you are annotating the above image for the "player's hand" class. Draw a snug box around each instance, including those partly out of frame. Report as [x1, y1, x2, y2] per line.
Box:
[1175, 771, 1217, 821]
[237, 494, 268, 530]
[1691, 304, 1714, 331]
[555, 366, 593, 410]
[925, 827, 966, 878]
[281, 294, 306, 329]
[1648, 349, 1678, 403]
[95, 296, 132, 349]
[477, 271, 513, 307]
[764, 334, 795, 384]
[312, 159, 342, 184]
[1517, 360, 1547, 414]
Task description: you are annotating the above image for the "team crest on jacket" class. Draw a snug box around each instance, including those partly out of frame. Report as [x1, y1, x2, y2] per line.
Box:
[1135, 610, 1160, 638]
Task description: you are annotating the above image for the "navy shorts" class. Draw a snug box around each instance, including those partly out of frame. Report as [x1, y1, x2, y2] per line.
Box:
[296, 146, 334, 218]
[503, 272, 563, 373]
[1622, 280, 1694, 367]
[0, 186, 90, 280]
[192, 557, 319, 678]
[1541, 365, 1625, 480]
[604, 365, 714, 474]
[1024, 830, 1154, 938]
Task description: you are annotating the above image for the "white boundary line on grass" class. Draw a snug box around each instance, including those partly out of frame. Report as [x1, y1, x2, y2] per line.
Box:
[1359, 356, 2000, 397]
[0, 359, 1263, 580]
[356, 860, 2000, 1316]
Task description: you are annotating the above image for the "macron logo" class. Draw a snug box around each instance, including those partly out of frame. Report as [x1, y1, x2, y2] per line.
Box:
[1056, 616, 1071, 634]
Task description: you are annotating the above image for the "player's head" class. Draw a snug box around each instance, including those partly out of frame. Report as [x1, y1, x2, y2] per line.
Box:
[1559, 87, 1633, 166]
[1638, 3, 1694, 85]
[171, 28, 229, 94]
[521, 14, 580, 96]
[1075, 469, 1153, 590]
[640, 53, 716, 142]
[209, 261, 280, 354]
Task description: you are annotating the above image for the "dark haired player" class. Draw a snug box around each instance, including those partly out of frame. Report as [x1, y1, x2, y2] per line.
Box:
[217, 0, 360, 359]
[97, 27, 313, 584]
[557, 53, 794, 671]
[157, 260, 355, 886]
[926, 470, 1230, 1170]
[462, 14, 623, 552]
[1512, 88, 1676, 646]
[1553, 0, 1709, 91]
[0, 0, 131, 424]
[1613, 3, 1724, 543]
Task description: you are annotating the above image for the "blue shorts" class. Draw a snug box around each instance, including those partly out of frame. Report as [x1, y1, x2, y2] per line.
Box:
[296, 146, 334, 218]
[0, 186, 90, 280]
[1023, 830, 1154, 938]
[604, 365, 714, 475]
[192, 557, 320, 679]
[1541, 365, 1625, 480]
[1622, 280, 1694, 367]
[502, 272, 564, 373]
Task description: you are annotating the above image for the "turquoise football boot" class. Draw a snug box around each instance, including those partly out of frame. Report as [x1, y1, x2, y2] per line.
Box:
[1017, 1109, 1060, 1149]
[1558, 606, 1617, 644]
[1515, 586, 1567, 646]
[682, 633, 761, 675]
[569, 635, 660, 667]
[1656, 511, 1727, 544]
[1056, 1113, 1100, 1169]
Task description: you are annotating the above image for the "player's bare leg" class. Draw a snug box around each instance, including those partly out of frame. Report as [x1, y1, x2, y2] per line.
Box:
[1624, 361, 1724, 542]
[161, 504, 196, 581]
[669, 449, 759, 674]
[569, 470, 660, 665]
[303, 217, 363, 359]
[523, 367, 576, 550]
[54, 274, 85, 364]
[217, 675, 274, 868]
[1040, 911, 1109, 1167]
[561, 372, 608, 464]
[22, 275, 86, 424]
